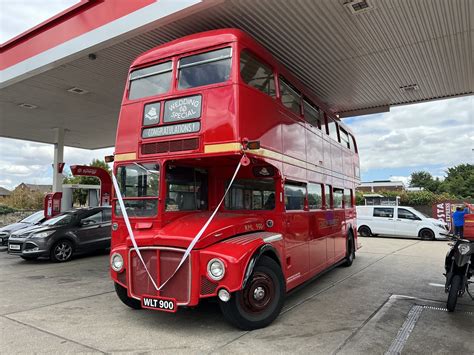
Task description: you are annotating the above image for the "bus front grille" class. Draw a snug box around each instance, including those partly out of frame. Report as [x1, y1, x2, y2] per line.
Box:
[129, 247, 191, 305]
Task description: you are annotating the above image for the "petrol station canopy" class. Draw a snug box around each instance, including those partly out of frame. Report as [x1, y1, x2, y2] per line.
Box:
[1, 0, 472, 149]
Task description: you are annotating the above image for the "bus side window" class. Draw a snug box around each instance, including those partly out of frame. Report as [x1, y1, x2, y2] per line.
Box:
[344, 189, 353, 208]
[240, 50, 276, 98]
[326, 117, 339, 142]
[350, 134, 358, 153]
[333, 188, 343, 208]
[324, 185, 332, 209]
[339, 128, 351, 149]
[308, 183, 323, 209]
[303, 99, 322, 129]
[279, 76, 301, 116]
[284, 183, 306, 210]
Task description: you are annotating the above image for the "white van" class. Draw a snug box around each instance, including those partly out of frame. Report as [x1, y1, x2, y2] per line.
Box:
[356, 205, 449, 240]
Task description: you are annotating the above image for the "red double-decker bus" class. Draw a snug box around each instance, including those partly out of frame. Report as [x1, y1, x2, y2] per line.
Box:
[110, 29, 360, 329]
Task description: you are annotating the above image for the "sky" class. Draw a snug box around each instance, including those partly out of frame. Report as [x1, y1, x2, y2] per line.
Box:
[0, 1, 473, 190]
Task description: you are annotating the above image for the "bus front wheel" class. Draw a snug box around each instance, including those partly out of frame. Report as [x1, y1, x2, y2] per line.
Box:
[219, 256, 285, 330]
[114, 283, 142, 310]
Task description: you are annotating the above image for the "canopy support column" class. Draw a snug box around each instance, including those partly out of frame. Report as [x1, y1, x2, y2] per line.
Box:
[52, 128, 64, 193]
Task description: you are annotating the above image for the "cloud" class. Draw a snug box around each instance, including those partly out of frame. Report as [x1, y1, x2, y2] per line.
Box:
[0, 138, 113, 190]
[346, 96, 474, 178]
[0, 0, 79, 43]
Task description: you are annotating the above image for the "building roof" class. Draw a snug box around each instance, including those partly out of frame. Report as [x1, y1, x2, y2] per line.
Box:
[0, 187, 12, 196]
[360, 181, 405, 187]
[1, 0, 472, 149]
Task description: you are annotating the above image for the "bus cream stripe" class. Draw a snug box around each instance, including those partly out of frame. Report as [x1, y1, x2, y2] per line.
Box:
[115, 152, 137, 161]
[203, 143, 356, 181]
[204, 142, 242, 153]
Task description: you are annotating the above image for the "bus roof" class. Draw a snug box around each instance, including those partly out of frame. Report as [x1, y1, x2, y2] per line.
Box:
[130, 28, 337, 119]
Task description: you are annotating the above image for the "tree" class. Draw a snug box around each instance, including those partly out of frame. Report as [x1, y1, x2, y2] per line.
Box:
[409, 171, 443, 193]
[442, 164, 474, 198]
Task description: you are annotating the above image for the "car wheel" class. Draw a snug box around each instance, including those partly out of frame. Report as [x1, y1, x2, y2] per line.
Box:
[21, 256, 38, 261]
[358, 225, 372, 237]
[447, 274, 462, 312]
[219, 256, 285, 330]
[114, 283, 142, 310]
[343, 234, 355, 267]
[50, 240, 74, 262]
[419, 228, 435, 241]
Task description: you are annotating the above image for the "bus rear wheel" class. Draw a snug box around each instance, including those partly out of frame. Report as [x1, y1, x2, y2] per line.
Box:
[219, 256, 285, 330]
[343, 234, 355, 267]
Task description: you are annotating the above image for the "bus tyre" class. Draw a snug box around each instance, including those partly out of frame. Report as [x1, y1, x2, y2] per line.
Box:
[343, 234, 355, 267]
[114, 283, 142, 310]
[358, 226, 371, 238]
[219, 256, 285, 330]
[419, 228, 435, 241]
[447, 275, 461, 312]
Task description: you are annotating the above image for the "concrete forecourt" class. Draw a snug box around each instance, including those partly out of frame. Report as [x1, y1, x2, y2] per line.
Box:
[0, 237, 472, 353]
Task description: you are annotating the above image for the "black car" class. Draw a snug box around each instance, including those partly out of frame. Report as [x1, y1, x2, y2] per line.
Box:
[8, 207, 111, 262]
[0, 210, 47, 246]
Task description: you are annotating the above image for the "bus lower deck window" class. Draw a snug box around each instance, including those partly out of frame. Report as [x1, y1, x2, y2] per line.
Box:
[284, 183, 306, 210]
[225, 179, 275, 210]
[165, 166, 208, 211]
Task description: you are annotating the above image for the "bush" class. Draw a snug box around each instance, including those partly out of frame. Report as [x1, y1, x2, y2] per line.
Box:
[2, 189, 44, 210]
[0, 205, 17, 215]
[357, 189, 459, 206]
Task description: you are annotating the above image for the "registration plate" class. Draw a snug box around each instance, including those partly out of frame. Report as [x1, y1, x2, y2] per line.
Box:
[9, 244, 20, 250]
[141, 295, 177, 313]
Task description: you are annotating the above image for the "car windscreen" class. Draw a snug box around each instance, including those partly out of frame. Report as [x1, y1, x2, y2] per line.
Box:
[42, 214, 73, 226]
[20, 211, 44, 224]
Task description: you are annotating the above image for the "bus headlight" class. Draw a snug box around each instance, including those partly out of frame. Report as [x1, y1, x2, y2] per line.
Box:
[111, 253, 124, 272]
[458, 244, 470, 255]
[207, 258, 225, 280]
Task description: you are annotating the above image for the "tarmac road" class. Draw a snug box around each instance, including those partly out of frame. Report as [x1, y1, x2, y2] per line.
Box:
[0, 237, 473, 354]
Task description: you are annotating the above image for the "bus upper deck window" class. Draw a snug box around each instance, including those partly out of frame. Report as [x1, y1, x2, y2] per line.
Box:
[303, 99, 322, 129]
[327, 117, 339, 142]
[279, 77, 301, 115]
[339, 128, 351, 149]
[178, 47, 232, 90]
[128, 61, 172, 100]
[240, 50, 275, 97]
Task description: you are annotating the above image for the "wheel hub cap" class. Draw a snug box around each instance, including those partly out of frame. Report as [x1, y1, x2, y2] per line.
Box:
[253, 286, 265, 300]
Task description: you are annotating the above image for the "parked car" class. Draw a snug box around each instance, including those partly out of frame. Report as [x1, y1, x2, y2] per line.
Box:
[356, 205, 449, 240]
[8, 206, 111, 262]
[0, 210, 46, 246]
